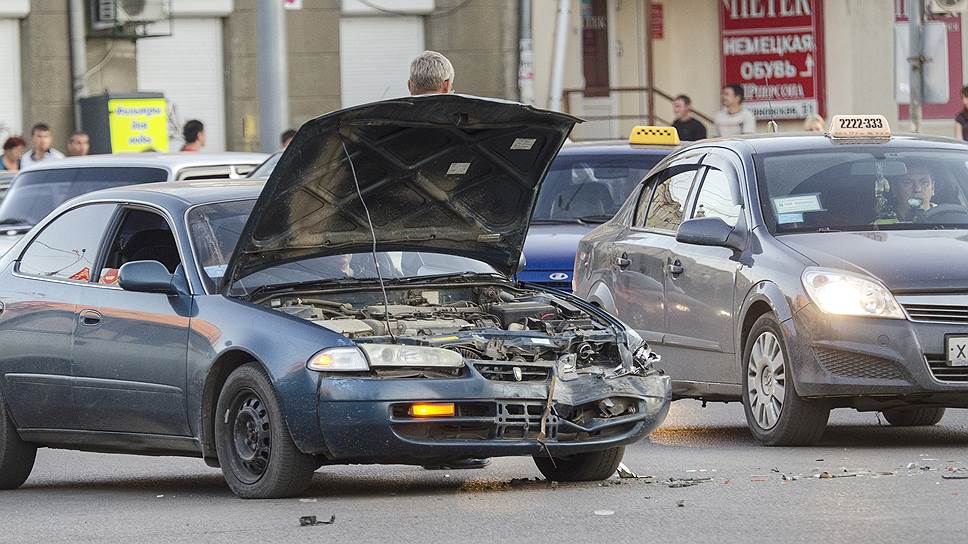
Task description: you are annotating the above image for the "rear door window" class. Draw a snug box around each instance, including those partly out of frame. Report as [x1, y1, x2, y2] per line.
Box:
[18, 203, 117, 282]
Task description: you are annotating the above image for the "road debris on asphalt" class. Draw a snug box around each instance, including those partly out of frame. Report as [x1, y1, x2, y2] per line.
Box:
[593, 509, 615, 516]
[676, 500, 685, 508]
[299, 515, 336, 527]
[942, 467, 968, 480]
[666, 477, 712, 488]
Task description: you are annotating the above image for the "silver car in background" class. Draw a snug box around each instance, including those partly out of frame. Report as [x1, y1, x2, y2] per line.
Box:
[0, 152, 267, 254]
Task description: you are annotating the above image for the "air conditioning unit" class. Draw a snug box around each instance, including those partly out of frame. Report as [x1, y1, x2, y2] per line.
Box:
[92, 0, 170, 30]
[926, 0, 968, 15]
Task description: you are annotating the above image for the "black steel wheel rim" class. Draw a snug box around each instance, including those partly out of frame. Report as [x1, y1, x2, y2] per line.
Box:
[229, 389, 271, 484]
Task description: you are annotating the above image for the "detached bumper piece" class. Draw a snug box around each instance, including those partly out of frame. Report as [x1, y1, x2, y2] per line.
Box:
[390, 396, 651, 442]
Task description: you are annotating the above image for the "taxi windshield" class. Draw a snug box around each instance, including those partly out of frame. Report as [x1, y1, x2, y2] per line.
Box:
[755, 147, 968, 233]
[532, 154, 660, 224]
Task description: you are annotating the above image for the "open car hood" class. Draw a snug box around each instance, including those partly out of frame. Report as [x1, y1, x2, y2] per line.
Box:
[223, 95, 578, 288]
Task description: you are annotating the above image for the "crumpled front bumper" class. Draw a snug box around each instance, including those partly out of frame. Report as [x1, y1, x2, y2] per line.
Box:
[311, 367, 671, 464]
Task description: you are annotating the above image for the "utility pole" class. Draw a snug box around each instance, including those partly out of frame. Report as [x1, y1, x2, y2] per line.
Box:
[908, 0, 924, 133]
[548, 0, 571, 111]
[257, 0, 289, 152]
[68, 0, 88, 131]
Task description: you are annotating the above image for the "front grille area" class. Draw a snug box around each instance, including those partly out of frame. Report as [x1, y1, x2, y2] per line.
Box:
[902, 303, 968, 324]
[925, 354, 968, 382]
[474, 363, 551, 382]
[815, 348, 910, 380]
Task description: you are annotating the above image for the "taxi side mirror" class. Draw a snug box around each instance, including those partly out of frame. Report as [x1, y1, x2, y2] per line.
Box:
[676, 217, 744, 251]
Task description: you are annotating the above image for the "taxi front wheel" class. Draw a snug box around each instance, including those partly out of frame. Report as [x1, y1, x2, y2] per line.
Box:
[742, 314, 830, 446]
[882, 407, 946, 427]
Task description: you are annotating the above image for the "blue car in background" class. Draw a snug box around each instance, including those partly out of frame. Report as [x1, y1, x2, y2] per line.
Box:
[518, 127, 683, 291]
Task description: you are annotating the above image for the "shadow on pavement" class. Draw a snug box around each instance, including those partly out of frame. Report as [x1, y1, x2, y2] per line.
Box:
[649, 422, 968, 448]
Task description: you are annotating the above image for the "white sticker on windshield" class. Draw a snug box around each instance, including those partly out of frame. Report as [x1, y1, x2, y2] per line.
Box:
[776, 213, 804, 224]
[510, 138, 536, 150]
[204, 264, 227, 278]
[447, 162, 471, 175]
[772, 194, 824, 214]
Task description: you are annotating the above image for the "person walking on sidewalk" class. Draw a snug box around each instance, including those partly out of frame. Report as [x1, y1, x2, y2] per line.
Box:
[20, 123, 65, 170]
[714, 84, 756, 136]
[671, 94, 707, 141]
[180, 120, 206, 152]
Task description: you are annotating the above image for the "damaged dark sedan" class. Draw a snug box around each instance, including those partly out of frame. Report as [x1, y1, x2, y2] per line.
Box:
[0, 95, 671, 499]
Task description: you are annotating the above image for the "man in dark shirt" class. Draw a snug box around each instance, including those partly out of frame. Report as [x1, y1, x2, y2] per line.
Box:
[671, 94, 707, 142]
[955, 86, 968, 141]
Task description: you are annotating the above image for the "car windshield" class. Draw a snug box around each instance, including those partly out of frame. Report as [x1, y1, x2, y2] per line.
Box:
[756, 147, 968, 233]
[247, 152, 282, 178]
[532, 154, 661, 223]
[0, 167, 169, 226]
[188, 199, 499, 292]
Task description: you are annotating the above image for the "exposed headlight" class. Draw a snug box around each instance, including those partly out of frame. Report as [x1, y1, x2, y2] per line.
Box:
[801, 268, 903, 319]
[359, 344, 464, 368]
[307, 346, 369, 371]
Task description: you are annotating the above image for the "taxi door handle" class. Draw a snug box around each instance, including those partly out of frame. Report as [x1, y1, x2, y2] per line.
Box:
[668, 258, 684, 276]
[79, 309, 102, 327]
[615, 254, 631, 268]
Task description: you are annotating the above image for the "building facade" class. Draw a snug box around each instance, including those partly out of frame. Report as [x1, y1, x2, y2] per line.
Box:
[532, 0, 968, 140]
[2, 0, 518, 152]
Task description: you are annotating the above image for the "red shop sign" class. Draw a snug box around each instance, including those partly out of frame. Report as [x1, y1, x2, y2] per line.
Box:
[720, 0, 825, 119]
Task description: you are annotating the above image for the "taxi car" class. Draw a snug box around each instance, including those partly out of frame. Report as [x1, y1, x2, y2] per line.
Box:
[518, 127, 681, 291]
[0, 152, 267, 255]
[0, 95, 670, 498]
[574, 115, 968, 445]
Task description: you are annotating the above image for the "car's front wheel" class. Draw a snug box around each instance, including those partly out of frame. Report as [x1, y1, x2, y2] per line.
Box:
[214, 363, 317, 499]
[742, 314, 829, 446]
[0, 399, 36, 490]
[882, 407, 946, 427]
[533, 446, 624, 481]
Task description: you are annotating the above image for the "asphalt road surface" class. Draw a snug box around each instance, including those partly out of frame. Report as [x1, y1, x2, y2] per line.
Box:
[4, 401, 967, 544]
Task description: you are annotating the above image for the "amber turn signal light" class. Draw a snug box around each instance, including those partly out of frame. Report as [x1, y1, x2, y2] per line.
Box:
[409, 403, 455, 417]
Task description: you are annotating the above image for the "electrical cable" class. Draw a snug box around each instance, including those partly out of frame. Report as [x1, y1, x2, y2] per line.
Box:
[340, 135, 397, 343]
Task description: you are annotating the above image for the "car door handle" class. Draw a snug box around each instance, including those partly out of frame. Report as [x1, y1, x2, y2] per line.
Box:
[615, 254, 631, 268]
[668, 259, 684, 276]
[78, 309, 102, 326]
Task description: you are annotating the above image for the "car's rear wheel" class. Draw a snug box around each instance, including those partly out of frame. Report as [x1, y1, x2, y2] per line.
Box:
[533, 446, 624, 481]
[0, 398, 36, 490]
[214, 363, 316, 499]
[882, 407, 946, 426]
[742, 314, 829, 446]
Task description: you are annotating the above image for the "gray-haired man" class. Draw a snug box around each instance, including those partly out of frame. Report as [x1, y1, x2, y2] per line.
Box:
[408, 50, 455, 95]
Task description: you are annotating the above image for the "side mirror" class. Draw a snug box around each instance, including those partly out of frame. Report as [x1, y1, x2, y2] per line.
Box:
[676, 216, 743, 250]
[118, 260, 180, 295]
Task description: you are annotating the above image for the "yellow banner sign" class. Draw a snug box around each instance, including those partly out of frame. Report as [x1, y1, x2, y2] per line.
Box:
[108, 98, 170, 153]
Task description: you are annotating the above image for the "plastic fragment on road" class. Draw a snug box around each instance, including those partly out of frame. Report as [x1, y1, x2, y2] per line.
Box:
[666, 477, 712, 488]
[593, 510, 615, 516]
[299, 515, 336, 527]
[616, 462, 637, 478]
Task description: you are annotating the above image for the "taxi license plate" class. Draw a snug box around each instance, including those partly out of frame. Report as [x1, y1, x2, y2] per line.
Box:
[946, 336, 968, 367]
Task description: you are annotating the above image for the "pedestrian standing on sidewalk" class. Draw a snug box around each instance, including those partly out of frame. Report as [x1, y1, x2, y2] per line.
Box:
[714, 84, 756, 136]
[1, 136, 25, 171]
[66, 131, 90, 156]
[671, 94, 707, 141]
[803, 114, 825, 132]
[280, 129, 296, 149]
[19, 123, 65, 170]
[954, 86, 968, 141]
[408, 50, 455, 96]
[180, 120, 205, 152]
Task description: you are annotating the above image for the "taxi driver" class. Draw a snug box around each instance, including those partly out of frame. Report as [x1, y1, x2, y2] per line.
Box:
[892, 163, 936, 222]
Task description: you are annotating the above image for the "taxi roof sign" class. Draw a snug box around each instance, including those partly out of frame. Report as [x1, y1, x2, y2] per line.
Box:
[828, 115, 891, 140]
[629, 126, 680, 146]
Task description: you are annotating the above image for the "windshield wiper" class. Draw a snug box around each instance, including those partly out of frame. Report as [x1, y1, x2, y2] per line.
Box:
[575, 214, 613, 224]
[245, 276, 373, 298]
[531, 218, 587, 225]
[0, 218, 31, 226]
[388, 271, 506, 285]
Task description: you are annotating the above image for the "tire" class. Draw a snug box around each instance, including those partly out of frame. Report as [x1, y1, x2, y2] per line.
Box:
[0, 399, 36, 490]
[533, 446, 624, 481]
[883, 407, 946, 427]
[214, 363, 317, 499]
[742, 314, 830, 446]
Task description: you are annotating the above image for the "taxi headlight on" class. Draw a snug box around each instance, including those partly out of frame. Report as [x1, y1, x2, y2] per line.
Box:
[801, 269, 904, 319]
[307, 346, 369, 371]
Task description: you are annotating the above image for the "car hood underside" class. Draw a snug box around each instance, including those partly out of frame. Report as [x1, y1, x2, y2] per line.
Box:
[223, 95, 578, 288]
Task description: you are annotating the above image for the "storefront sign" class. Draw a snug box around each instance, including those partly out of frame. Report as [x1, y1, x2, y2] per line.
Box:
[650, 3, 663, 40]
[720, 0, 825, 119]
[108, 98, 169, 153]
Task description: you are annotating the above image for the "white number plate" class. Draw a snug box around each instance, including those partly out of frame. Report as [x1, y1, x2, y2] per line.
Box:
[946, 336, 968, 366]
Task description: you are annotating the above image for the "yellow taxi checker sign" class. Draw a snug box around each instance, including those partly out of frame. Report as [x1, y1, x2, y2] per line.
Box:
[629, 126, 680, 146]
[828, 115, 891, 140]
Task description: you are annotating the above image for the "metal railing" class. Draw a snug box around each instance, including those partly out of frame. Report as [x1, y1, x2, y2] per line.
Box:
[561, 86, 715, 140]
